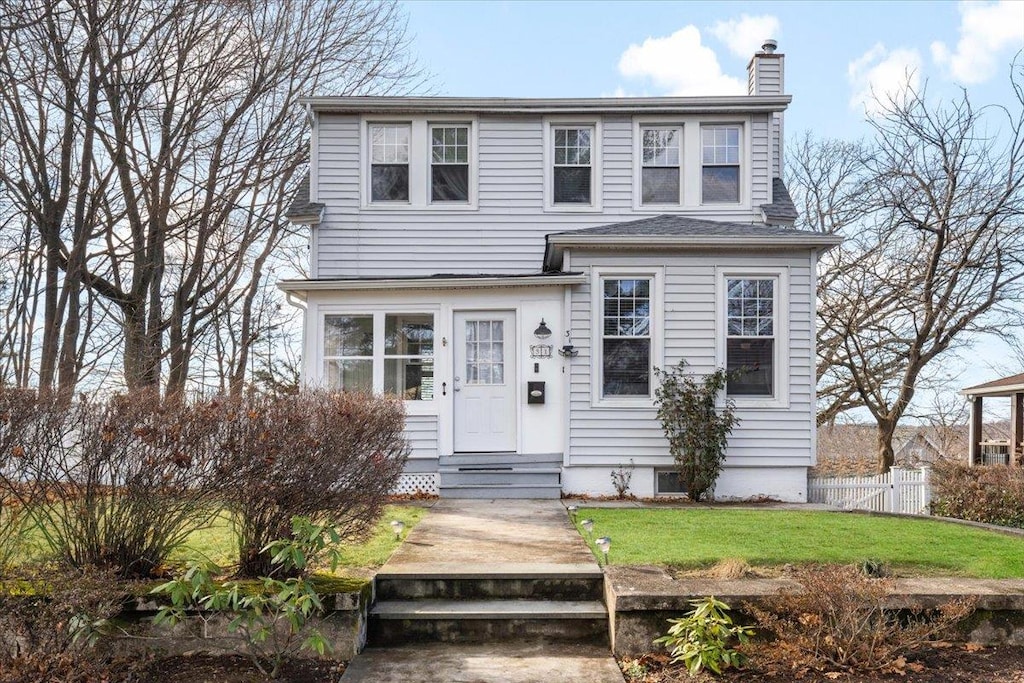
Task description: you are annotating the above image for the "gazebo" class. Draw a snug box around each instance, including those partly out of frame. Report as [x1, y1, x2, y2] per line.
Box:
[961, 373, 1024, 466]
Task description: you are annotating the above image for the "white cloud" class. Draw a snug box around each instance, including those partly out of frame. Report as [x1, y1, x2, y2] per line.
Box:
[618, 26, 745, 96]
[709, 14, 781, 59]
[847, 43, 922, 114]
[931, 1, 1024, 84]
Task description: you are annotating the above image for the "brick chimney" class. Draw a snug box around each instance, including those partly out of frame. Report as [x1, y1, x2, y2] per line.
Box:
[748, 39, 785, 177]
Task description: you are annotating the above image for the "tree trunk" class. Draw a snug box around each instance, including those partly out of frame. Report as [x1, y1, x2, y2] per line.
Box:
[876, 419, 897, 474]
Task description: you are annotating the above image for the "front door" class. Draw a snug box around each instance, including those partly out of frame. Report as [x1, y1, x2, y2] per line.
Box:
[453, 311, 516, 452]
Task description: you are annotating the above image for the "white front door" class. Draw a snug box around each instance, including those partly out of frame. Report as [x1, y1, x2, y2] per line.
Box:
[453, 311, 517, 452]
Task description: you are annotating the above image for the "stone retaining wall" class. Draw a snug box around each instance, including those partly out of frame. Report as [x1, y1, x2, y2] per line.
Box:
[605, 566, 1024, 657]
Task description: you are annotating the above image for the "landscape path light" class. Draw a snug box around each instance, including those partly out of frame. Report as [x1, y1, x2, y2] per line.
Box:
[581, 518, 594, 537]
[596, 536, 611, 566]
[566, 504, 579, 522]
[390, 519, 405, 541]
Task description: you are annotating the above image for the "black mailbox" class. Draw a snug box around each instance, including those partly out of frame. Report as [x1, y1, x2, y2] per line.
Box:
[527, 381, 545, 405]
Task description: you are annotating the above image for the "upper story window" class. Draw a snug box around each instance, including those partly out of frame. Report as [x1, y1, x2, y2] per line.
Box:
[430, 125, 469, 202]
[702, 125, 741, 203]
[370, 124, 410, 201]
[641, 126, 681, 204]
[552, 126, 593, 204]
[601, 278, 652, 398]
[725, 278, 775, 397]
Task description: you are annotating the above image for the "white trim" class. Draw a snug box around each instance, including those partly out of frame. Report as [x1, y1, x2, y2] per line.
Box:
[427, 120, 479, 209]
[561, 251, 573, 469]
[632, 118, 684, 211]
[546, 234, 841, 248]
[543, 117, 603, 213]
[303, 95, 793, 115]
[590, 266, 665, 409]
[699, 122, 747, 206]
[309, 107, 319, 203]
[809, 249, 818, 465]
[279, 274, 586, 293]
[715, 266, 790, 409]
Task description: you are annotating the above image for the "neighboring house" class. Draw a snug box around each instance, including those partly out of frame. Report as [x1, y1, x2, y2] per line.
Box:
[962, 373, 1024, 465]
[815, 424, 955, 476]
[280, 40, 840, 501]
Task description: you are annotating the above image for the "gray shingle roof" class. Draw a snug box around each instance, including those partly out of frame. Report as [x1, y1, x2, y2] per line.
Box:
[760, 177, 798, 223]
[285, 174, 325, 220]
[548, 213, 814, 238]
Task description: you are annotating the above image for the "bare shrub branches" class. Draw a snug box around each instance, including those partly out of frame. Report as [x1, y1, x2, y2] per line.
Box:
[223, 390, 409, 578]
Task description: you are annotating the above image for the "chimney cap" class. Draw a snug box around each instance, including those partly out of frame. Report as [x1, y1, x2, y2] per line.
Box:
[761, 39, 778, 54]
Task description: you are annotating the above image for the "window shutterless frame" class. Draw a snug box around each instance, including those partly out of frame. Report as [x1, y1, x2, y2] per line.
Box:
[429, 123, 470, 203]
[369, 123, 411, 202]
[701, 124, 742, 204]
[639, 125, 682, 205]
[543, 118, 602, 212]
[715, 267, 790, 409]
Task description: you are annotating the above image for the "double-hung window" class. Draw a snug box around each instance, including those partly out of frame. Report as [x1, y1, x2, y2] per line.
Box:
[701, 125, 741, 203]
[370, 123, 410, 201]
[324, 312, 435, 403]
[430, 124, 469, 202]
[725, 278, 776, 397]
[601, 278, 652, 397]
[641, 126, 681, 204]
[552, 126, 593, 204]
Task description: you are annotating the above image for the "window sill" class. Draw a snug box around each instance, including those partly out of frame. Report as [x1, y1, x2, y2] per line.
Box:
[360, 202, 479, 211]
[726, 397, 791, 411]
[544, 204, 603, 214]
[590, 398, 656, 410]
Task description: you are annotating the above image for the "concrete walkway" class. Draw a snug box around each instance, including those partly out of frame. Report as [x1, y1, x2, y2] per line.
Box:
[340, 499, 624, 683]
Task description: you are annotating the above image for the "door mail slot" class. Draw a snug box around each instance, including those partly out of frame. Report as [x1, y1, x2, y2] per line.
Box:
[527, 381, 546, 405]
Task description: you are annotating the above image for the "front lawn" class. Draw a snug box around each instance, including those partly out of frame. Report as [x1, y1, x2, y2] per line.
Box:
[575, 508, 1024, 578]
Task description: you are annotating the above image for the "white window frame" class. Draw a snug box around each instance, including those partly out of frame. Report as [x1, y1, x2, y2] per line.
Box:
[361, 117, 478, 210]
[654, 467, 688, 497]
[590, 266, 664, 408]
[323, 313, 375, 394]
[318, 308, 439, 416]
[700, 123, 743, 205]
[635, 123, 683, 208]
[428, 122, 473, 205]
[367, 122, 412, 204]
[543, 118, 602, 212]
[715, 266, 790, 409]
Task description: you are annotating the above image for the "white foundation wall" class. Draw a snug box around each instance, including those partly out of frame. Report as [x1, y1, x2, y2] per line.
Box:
[300, 285, 567, 459]
[562, 465, 808, 502]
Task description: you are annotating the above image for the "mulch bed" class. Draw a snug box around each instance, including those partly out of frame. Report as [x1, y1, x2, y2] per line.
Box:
[620, 644, 1024, 682]
[137, 654, 345, 683]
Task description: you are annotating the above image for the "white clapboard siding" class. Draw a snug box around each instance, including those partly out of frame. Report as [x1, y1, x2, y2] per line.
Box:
[566, 250, 815, 468]
[808, 467, 931, 516]
[314, 113, 776, 278]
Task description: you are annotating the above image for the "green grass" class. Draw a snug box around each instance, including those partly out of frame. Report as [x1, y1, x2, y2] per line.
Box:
[574, 508, 1024, 579]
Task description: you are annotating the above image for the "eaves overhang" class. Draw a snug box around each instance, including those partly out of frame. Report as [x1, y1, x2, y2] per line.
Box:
[543, 233, 843, 271]
[300, 95, 792, 116]
[277, 272, 587, 299]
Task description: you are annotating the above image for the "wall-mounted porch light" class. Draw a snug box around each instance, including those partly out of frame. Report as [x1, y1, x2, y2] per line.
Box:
[533, 319, 552, 340]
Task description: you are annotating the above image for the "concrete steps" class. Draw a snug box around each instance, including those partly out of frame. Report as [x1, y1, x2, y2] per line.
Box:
[368, 566, 609, 646]
[438, 453, 563, 499]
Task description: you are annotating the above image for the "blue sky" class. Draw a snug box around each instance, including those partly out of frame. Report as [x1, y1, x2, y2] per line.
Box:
[403, 1, 1023, 140]
[402, 0, 1024, 411]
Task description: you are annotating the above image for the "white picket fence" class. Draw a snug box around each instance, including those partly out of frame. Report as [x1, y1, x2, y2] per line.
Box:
[808, 466, 932, 515]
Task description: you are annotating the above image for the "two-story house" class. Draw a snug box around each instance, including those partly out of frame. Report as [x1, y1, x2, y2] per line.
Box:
[280, 41, 840, 501]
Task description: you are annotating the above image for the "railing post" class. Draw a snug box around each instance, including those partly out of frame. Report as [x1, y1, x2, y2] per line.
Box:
[889, 467, 903, 513]
[920, 466, 931, 515]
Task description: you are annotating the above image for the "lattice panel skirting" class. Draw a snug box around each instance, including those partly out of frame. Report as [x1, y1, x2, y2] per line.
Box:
[393, 472, 439, 495]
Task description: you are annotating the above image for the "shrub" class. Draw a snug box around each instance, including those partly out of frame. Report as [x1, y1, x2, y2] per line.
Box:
[746, 564, 974, 675]
[654, 596, 753, 676]
[610, 460, 634, 499]
[654, 361, 741, 502]
[221, 390, 408, 577]
[930, 461, 1024, 528]
[153, 517, 343, 679]
[0, 390, 233, 578]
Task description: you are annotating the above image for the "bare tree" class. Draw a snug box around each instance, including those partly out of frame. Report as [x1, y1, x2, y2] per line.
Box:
[792, 68, 1024, 472]
[0, 0, 421, 396]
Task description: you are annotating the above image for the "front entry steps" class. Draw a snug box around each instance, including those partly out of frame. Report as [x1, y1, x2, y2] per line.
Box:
[438, 452, 563, 499]
[368, 565, 607, 646]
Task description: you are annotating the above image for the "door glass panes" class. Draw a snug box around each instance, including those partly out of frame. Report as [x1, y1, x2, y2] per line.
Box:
[384, 314, 435, 400]
[465, 320, 505, 385]
[602, 279, 652, 397]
